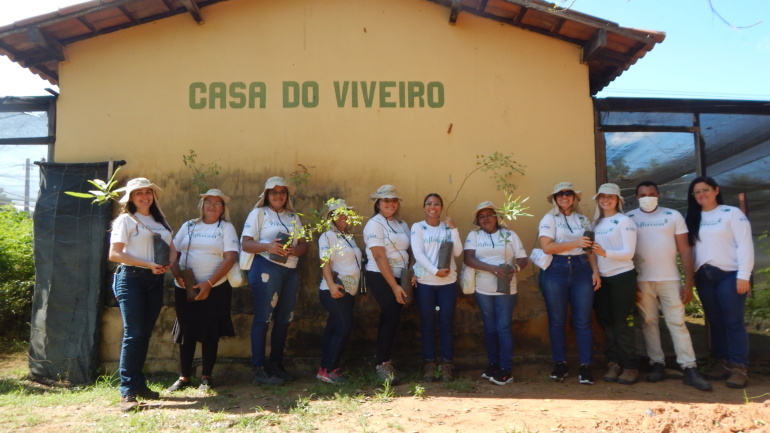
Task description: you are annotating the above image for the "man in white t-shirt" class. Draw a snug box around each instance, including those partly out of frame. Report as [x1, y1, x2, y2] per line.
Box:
[627, 181, 711, 391]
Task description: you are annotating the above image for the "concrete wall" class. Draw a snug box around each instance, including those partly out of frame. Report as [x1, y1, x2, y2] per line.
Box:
[53, 0, 598, 371]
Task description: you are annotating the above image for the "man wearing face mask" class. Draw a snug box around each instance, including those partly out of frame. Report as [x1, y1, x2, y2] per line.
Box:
[627, 181, 711, 391]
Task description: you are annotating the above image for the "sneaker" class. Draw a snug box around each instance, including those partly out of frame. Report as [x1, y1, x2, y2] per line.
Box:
[267, 362, 295, 382]
[167, 379, 193, 392]
[550, 362, 569, 381]
[603, 362, 622, 382]
[647, 363, 666, 383]
[578, 364, 594, 385]
[422, 361, 437, 382]
[682, 367, 712, 391]
[327, 369, 347, 385]
[490, 370, 513, 386]
[136, 386, 160, 400]
[725, 363, 748, 389]
[198, 378, 213, 391]
[440, 362, 454, 382]
[120, 394, 141, 412]
[481, 364, 499, 380]
[252, 366, 285, 386]
[376, 361, 397, 384]
[617, 368, 640, 385]
[703, 359, 731, 381]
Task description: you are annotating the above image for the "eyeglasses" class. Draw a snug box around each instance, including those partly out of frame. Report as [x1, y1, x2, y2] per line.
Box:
[554, 190, 575, 198]
[203, 200, 223, 208]
[692, 187, 713, 195]
[477, 212, 496, 220]
[269, 189, 288, 196]
[381, 198, 399, 204]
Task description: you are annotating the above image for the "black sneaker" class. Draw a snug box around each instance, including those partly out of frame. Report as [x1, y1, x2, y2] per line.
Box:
[252, 366, 285, 386]
[136, 386, 160, 400]
[490, 370, 513, 386]
[481, 364, 499, 380]
[647, 363, 666, 383]
[198, 378, 213, 391]
[578, 364, 594, 385]
[550, 362, 569, 381]
[267, 362, 295, 382]
[167, 379, 193, 392]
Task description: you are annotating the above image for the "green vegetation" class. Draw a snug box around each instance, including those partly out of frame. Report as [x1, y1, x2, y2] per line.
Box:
[182, 149, 221, 193]
[0, 205, 34, 341]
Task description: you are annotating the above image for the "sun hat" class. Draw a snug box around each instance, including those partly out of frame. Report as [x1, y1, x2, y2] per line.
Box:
[546, 181, 582, 204]
[471, 201, 508, 228]
[369, 185, 403, 201]
[199, 188, 231, 222]
[323, 199, 354, 219]
[254, 176, 296, 211]
[592, 183, 625, 204]
[116, 178, 162, 204]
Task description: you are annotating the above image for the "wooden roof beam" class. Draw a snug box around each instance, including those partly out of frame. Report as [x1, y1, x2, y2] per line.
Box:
[582, 28, 606, 63]
[117, 6, 140, 25]
[27, 27, 65, 62]
[180, 0, 204, 24]
[449, 0, 462, 25]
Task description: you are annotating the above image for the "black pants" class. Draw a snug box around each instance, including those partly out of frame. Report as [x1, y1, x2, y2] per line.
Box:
[594, 269, 639, 369]
[180, 337, 219, 377]
[366, 271, 403, 364]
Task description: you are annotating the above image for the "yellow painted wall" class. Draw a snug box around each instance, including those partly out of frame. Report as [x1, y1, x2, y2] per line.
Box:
[55, 0, 598, 369]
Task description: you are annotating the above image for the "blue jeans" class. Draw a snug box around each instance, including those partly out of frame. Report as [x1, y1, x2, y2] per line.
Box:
[248, 255, 299, 367]
[318, 290, 355, 371]
[415, 282, 458, 362]
[475, 292, 517, 371]
[539, 254, 594, 365]
[695, 264, 749, 365]
[112, 265, 164, 397]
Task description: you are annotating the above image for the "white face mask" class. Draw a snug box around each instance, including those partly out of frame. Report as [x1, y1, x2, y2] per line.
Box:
[638, 196, 659, 212]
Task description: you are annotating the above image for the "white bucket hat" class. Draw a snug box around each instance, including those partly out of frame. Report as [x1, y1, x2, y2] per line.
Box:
[369, 184, 403, 201]
[199, 188, 231, 222]
[592, 183, 625, 204]
[546, 181, 582, 204]
[323, 199, 354, 219]
[116, 178, 162, 204]
[471, 201, 507, 228]
[254, 176, 296, 211]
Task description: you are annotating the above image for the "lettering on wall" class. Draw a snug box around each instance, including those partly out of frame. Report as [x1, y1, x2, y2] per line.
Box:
[189, 81, 445, 109]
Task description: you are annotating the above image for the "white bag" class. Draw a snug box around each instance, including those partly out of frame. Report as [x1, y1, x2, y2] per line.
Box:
[529, 248, 553, 270]
[239, 207, 264, 270]
[226, 262, 245, 287]
[459, 264, 476, 295]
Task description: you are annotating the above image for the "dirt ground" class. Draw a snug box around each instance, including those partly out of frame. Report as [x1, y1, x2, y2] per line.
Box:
[4, 350, 769, 433]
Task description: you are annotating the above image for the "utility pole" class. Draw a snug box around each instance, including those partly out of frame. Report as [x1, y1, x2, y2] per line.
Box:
[24, 158, 31, 213]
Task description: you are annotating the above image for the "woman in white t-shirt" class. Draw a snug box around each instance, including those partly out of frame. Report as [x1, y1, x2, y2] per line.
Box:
[108, 178, 176, 411]
[590, 183, 638, 385]
[241, 176, 308, 386]
[363, 184, 411, 383]
[168, 189, 238, 392]
[537, 182, 599, 385]
[685, 176, 753, 389]
[316, 199, 362, 385]
[411, 193, 463, 382]
[463, 201, 527, 386]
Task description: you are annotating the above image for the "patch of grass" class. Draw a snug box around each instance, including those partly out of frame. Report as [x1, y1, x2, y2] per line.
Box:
[373, 379, 397, 403]
[444, 377, 474, 392]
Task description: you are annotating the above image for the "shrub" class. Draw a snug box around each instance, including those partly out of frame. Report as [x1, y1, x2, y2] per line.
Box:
[0, 205, 34, 340]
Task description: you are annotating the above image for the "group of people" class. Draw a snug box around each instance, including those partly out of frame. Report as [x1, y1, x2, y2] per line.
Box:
[107, 174, 754, 411]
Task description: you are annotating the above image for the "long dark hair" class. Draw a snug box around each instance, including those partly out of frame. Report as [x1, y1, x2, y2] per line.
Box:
[122, 192, 172, 232]
[685, 176, 723, 246]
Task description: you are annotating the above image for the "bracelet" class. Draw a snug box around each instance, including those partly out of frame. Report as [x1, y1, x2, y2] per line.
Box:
[207, 279, 213, 287]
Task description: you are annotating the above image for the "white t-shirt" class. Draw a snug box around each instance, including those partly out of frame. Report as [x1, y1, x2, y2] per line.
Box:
[627, 206, 687, 282]
[538, 212, 590, 256]
[594, 213, 637, 277]
[174, 219, 239, 287]
[410, 220, 463, 286]
[463, 228, 526, 295]
[318, 229, 363, 294]
[110, 212, 173, 266]
[693, 205, 754, 281]
[363, 213, 410, 274]
[242, 207, 303, 269]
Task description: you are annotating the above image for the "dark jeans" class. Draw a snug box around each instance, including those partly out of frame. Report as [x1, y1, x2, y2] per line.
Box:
[594, 269, 639, 369]
[366, 271, 403, 364]
[539, 254, 595, 365]
[248, 255, 299, 367]
[695, 264, 749, 365]
[318, 290, 355, 371]
[415, 282, 457, 362]
[112, 265, 164, 397]
[475, 292, 517, 371]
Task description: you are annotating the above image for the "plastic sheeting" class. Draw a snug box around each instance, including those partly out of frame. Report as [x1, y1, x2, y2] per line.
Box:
[29, 161, 124, 385]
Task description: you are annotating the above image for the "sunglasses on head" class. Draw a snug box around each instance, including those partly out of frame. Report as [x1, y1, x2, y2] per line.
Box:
[554, 190, 575, 198]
